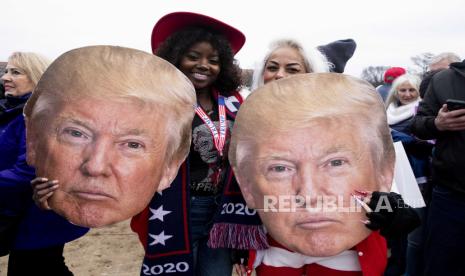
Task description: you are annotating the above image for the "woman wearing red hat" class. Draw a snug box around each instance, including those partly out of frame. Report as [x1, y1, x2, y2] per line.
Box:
[130, 12, 260, 276]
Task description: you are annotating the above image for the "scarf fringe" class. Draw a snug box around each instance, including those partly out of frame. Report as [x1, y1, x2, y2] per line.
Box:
[208, 223, 269, 250]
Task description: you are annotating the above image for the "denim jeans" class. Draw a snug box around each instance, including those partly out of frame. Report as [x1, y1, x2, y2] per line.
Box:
[424, 186, 465, 276]
[190, 196, 232, 276]
[405, 207, 426, 276]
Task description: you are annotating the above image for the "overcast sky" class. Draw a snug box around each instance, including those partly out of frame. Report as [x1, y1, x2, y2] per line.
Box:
[2, 0, 464, 77]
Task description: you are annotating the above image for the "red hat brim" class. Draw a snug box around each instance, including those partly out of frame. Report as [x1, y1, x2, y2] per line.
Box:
[151, 12, 245, 55]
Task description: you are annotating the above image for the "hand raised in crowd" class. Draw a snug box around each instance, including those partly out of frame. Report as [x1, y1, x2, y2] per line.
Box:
[31, 177, 59, 210]
[434, 104, 465, 131]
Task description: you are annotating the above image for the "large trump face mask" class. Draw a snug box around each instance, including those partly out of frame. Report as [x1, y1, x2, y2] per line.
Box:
[229, 73, 395, 256]
[24, 46, 196, 227]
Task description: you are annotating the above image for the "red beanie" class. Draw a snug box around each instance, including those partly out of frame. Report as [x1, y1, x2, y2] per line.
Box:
[383, 67, 406, 83]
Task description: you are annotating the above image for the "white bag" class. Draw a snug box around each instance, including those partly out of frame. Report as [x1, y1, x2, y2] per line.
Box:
[391, 141, 426, 208]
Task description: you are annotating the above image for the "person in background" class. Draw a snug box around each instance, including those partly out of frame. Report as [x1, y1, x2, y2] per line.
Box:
[428, 52, 461, 71]
[419, 69, 443, 99]
[411, 59, 465, 276]
[376, 67, 407, 102]
[251, 38, 356, 90]
[0, 51, 88, 276]
[251, 39, 330, 90]
[386, 74, 432, 276]
[386, 74, 422, 131]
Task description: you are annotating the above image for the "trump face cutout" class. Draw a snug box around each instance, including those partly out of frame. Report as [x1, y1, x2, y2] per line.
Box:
[25, 46, 196, 227]
[229, 73, 394, 256]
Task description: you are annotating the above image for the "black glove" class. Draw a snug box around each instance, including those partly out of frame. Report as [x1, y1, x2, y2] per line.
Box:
[365, 192, 421, 238]
[231, 249, 249, 265]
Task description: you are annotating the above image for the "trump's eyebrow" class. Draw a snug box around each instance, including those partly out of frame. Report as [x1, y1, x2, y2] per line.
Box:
[316, 145, 361, 160]
[117, 128, 149, 136]
[255, 151, 295, 162]
[58, 117, 150, 137]
[57, 117, 92, 130]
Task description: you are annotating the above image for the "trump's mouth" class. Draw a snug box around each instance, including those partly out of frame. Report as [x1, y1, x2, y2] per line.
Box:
[296, 217, 339, 230]
[71, 190, 115, 201]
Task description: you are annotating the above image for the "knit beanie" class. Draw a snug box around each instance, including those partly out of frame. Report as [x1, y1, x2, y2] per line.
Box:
[383, 67, 406, 84]
[317, 39, 357, 73]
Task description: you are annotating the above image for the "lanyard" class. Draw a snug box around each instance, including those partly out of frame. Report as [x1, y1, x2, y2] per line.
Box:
[194, 96, 227, 157]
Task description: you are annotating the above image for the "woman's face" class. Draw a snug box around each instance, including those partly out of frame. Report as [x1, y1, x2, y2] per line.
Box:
[396, 81, 419, 105]
[263, 46, 306, 84]
[179, 41, 220, 90]
[1, 63, 35, 97]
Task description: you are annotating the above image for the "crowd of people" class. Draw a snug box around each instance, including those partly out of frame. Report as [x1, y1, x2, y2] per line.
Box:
[1, 11, 464, 276]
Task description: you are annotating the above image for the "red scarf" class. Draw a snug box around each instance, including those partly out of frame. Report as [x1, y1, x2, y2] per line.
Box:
[248, 232, 387, 276]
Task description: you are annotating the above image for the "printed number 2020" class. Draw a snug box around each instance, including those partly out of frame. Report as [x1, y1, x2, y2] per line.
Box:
[142, 262, 189, 275]
[221, 203, 256, 216]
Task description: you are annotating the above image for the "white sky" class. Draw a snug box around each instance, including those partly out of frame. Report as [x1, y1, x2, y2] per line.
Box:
[2, 0, 464, 77]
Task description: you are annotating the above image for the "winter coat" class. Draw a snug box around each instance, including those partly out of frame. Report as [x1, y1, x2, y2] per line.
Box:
[411, 60, 465, 195]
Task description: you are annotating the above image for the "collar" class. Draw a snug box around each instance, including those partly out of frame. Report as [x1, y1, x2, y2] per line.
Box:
[1, 92, 32, 111]
[251, 232, 386, 276]
[386, 98, 420, 125]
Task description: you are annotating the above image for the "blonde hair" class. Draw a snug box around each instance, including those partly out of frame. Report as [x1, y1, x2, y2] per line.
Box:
[251, 39, 330, 90]
[385, 74, 421, 108]
[7, 52, 50, 87]
[24, 45, 196, 163]
[230, 73, 394, 173]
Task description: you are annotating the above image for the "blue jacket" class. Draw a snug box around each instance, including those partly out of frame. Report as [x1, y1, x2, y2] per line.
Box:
[0, 93, 88, 249]
[0, 94, 35, 216]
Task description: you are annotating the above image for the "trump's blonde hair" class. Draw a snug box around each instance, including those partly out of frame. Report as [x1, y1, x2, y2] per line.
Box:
[230, 73, 395, 174]
[24, 45, 196, 163]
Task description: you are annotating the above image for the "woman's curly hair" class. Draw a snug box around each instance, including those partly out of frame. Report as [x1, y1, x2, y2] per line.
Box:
[156, 26, 242, 95]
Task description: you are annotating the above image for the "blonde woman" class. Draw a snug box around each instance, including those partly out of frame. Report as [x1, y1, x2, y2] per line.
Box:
[386, 74, 422, 132]
[0, 52, 88, 276]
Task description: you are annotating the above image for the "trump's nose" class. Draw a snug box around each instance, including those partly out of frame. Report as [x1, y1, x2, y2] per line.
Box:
[80, 139, 113, 177]
[294, 169, 322, 207]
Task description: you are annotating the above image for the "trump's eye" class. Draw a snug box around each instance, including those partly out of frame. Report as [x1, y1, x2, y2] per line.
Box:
[322, 158, 350, 172]
[126, 141, 143, 149]
[269, 165, 289, 172]
[265, 163, 295, 180]
[68, 129, 84, 137]
[59, 127, 90, 145]
[119, 140, 146, 153]
[329, 159, 345, 167]
[63, 128, 88, 139]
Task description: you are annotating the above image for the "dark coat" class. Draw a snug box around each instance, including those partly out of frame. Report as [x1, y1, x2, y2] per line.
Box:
[411, 60, 465, 195]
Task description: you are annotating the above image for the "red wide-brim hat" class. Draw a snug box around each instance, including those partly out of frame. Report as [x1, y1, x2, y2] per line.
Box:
[151, 12, 246, 55]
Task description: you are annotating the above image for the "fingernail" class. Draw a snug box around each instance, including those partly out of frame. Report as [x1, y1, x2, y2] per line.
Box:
[354, 189, 369, 196]
[51, 180, 59, 184]
[40, 177, 49, 181]
[360, 219, 370, 224]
